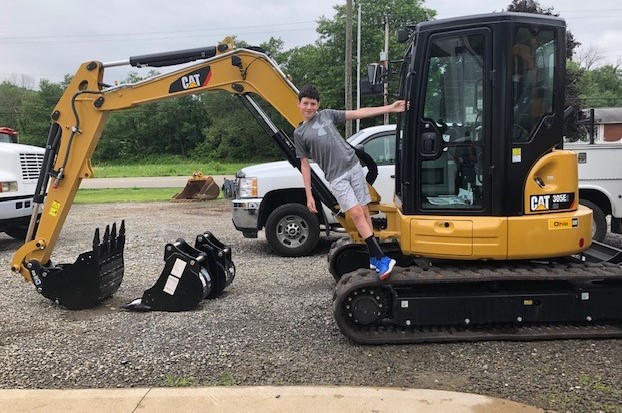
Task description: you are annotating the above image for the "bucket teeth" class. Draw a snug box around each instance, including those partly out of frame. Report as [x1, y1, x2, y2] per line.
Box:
[110, 222, 117, 251]
[27, 221, 125, 310]
[93, 228, 101, 250]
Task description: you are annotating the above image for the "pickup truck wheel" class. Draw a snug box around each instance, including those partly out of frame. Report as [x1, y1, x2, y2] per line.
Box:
[580, 199, 607, 242]
[265, 203, 320, 257]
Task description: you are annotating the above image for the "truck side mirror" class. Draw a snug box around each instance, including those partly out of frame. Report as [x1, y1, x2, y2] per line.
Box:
[367, 63, 384, 86]
[397, 29, 410, 43]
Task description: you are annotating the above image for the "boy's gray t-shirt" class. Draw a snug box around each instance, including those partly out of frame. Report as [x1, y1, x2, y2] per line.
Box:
[294, 109, 357, 182]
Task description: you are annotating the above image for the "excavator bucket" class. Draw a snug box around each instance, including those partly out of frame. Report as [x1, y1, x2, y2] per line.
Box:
[124, 231, 235, 312]
[194, 231, 235, 298]
[173, 173, 220, 201]
[29, 222, 125, 310]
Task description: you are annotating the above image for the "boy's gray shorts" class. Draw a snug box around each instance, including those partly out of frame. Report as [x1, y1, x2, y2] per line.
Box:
[329, 163, 371, 212]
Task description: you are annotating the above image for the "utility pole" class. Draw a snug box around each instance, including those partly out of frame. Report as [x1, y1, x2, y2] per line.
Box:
[356, 2, 362, 132]
[383, 14, 389, 125]
[345, 0, 353, 138]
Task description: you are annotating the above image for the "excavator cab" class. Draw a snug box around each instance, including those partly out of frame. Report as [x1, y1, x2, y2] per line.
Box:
[393, 13, 590, 260]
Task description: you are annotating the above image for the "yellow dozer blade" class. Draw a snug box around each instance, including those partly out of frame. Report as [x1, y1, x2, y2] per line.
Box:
[173, 172, 220, 201]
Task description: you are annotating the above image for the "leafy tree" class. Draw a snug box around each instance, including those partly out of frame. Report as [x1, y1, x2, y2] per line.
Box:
[193, 92, 285, 162]
[579, 64, 622, 107]
[505, 0, 580, 58]
[290, 0, 434, 113]
[19, 79, 64, 146]
[0, 81, 34, 132]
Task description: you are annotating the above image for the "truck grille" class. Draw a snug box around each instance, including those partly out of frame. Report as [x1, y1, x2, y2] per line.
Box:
[20, 153, 44, 181]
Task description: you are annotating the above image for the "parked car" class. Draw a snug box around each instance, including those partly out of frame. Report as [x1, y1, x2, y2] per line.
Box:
[231, 124, 396, 256]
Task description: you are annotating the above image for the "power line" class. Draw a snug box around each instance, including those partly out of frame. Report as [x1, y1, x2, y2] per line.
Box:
[0, 21, 318, 43]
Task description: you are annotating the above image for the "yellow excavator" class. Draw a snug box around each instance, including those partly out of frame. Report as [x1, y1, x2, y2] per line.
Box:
[11, 13, 622, 343]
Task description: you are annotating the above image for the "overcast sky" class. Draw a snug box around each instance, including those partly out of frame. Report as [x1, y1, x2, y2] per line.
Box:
[2, 0, 621, 88]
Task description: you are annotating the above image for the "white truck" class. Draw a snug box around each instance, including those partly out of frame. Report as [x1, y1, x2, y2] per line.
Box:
[567, 142, 622, 242]
[231, 125, 622, 256]
[0, 127, 45, 240]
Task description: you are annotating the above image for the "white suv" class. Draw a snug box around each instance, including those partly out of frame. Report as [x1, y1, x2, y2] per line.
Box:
[231, 124, 396, 256]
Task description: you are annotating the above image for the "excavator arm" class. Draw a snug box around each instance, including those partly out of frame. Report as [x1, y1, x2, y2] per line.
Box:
[11, 38, 347, 288]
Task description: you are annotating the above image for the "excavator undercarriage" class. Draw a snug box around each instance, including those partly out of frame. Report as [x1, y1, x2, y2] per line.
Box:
[332, 252, 622, 344]
[329, 236, 622, 344]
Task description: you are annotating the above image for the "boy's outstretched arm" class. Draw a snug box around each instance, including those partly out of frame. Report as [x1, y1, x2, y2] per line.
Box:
[345, 100, 406, 120]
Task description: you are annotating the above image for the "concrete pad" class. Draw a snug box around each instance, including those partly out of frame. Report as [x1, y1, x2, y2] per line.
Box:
[0, 386, 552, 413]
[0, 388, 149, 413]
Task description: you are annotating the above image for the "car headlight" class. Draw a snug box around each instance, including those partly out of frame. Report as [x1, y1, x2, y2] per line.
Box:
[0, 181, 18, 192]
[237, 177, 257, 198]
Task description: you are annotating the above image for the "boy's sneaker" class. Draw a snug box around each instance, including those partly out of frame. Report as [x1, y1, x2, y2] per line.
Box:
[369, 257, 378, 270]
[375, 256, 396, 280]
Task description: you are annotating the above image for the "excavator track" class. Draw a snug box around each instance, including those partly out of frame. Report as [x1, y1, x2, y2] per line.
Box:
[333, 261, 622, 344]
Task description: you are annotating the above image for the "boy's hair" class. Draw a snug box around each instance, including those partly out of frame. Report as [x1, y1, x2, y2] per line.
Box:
[298, 84, 320, 102]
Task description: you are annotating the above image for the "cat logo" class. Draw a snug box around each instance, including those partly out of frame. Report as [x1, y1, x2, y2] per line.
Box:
[169, 67, 211, 93]
[530, 195, 550, 211]
[181, 74, 202, 89]
[529, 192, 574, 212]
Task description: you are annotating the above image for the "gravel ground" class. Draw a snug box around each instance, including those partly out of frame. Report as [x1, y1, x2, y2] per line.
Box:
[1, 200, 621, 412]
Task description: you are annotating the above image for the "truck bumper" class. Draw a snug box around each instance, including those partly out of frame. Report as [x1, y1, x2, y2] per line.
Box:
[232, 198, 262, 238]
[0, 195, 32, 228]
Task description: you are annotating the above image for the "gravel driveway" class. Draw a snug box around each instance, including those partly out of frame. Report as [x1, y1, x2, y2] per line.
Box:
[1, 200, 621, 412]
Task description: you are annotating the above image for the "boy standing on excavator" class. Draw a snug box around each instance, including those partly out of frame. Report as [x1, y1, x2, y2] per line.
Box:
[294, 84, 406, 280]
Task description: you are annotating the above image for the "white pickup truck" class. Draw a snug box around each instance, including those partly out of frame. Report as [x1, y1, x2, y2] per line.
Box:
[231, 125, 622, 256]
[0, 130, 45, 240]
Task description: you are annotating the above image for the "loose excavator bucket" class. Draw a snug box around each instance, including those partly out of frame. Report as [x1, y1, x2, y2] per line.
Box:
[28, 222, 125, 310]
[124, 231, 235, 312]
[173, 173, 220, 201]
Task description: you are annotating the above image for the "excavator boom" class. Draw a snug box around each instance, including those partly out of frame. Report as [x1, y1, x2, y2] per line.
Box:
[10, 38, 346, 310]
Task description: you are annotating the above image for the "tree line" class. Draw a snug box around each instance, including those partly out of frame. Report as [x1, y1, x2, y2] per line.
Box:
[1, 0, 621, 163]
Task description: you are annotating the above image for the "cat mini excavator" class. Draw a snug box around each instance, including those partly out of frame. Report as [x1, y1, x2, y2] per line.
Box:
[11, 13, 622, 343]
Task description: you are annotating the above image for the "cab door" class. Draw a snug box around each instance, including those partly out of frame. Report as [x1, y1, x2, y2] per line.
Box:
[414, 29, 491, 216]
[398, 29, 493, 257]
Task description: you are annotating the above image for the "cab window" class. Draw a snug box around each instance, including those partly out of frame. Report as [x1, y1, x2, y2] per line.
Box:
[512, 27, 556, 142]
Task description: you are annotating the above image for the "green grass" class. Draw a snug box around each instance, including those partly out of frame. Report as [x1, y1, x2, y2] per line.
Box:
[92, 159, 253, 178]
[75, 188, 184, 204]
[163, 374, 198, 387]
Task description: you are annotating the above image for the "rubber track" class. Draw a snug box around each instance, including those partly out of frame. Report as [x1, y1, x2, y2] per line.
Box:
[333, 263, 622, 344]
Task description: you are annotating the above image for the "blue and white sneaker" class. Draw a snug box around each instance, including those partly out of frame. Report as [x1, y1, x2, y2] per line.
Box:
[369, 257, 378, 270]
[375, 256, 396, 280]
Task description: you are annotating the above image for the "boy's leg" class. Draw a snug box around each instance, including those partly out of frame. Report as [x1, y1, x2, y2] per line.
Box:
[330, 165, 396, 279]
[348, 204, 373, 239]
